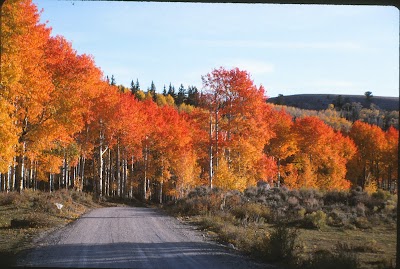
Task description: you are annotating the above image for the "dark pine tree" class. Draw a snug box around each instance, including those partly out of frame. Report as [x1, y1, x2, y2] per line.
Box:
[149, 81, 157, 102]
[176, 84, 186, 105]
[135, 79, 140, 91]
[130, 80, 137, 95]
[167, 83, 176, 99]
[187, 86, 200, 106]
[110, 75, 116, 86]
[162, 85, 167, 96]
[365, 91, 373, 103]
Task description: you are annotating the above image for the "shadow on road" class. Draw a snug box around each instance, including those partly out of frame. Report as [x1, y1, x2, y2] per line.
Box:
[18, 241, 248, 269]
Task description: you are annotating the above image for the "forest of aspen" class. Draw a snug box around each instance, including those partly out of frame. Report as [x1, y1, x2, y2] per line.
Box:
[0, 0, 398, 204]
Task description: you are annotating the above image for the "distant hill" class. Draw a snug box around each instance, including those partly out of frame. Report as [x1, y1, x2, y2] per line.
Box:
[267, 94, 399, 111]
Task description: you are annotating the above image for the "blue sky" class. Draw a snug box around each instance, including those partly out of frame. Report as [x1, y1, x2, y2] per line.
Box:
[33, 1, 399, 98]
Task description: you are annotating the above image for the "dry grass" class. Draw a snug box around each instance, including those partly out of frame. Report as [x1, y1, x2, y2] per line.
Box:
[186, 214, 395, 268]
[166, 187, 397, 269]
[0, 189, 102, 267]
[298, 225, 395, 269]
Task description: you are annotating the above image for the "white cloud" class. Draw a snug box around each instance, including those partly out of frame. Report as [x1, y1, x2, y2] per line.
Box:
[183, 39, 363, 51]
[221, 59, 275, 75]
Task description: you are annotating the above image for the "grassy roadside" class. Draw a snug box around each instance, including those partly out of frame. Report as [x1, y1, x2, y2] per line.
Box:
[175, 215, 395, 269]
[1, 187, 395, 268]
[0, 189, 104, 267]
[164, 186, 397, 269]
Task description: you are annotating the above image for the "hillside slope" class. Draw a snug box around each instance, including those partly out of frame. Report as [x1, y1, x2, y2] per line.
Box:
[267, 94, 399, 111]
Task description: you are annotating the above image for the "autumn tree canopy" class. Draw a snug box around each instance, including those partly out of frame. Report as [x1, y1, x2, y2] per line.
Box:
[0, 0, 398, 199]
[200, 67, 276, 191]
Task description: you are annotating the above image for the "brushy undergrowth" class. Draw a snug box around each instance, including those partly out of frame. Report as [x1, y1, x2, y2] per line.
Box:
[300, 243, 359, 269]
[170, 186, 397, 229]
[0, 189, 97, 227]
[0, 189, 99, 268]
[252, 224, 300, 264]
[166, 185, 397, 269]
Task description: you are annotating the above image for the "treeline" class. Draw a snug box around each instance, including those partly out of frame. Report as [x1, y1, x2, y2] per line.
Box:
[110, 76, 201, 108]
[272, 105, 353, 132]
[0, 1, 398, 202]
[272, 95, 399, 131]
[339, 102, 398, 130]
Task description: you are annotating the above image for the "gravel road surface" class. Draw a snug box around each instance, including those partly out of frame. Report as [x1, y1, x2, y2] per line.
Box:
[17, 207, 270, 268]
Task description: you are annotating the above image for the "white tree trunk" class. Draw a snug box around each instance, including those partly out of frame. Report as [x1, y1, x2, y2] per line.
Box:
[122, 157, 127, 198]
[12, 156, 16, 191]
[130, 155, 134, 198]
[81, 156, 85, 191]
[99, 137, 105, 197]
[209, 112, 214, 189]
[144, 144, 148, 200]
[7, 165, 11, 193]
[18, 142, 26, 192]
[117, 142, 121, 197]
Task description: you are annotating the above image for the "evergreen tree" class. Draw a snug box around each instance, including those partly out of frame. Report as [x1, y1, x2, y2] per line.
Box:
[187, 86, 199, 106]
[148, 81, 157, 102]
[110, 75, 116, 86]
[130, 80, 137, 95]
[162, 85, 167, 96]
[167, 83, 176, 99]
[149, 80, 156, 94]
[365, 91, 373, 103]
[176, 84, 186, 105]
[135, 78, 140, 91]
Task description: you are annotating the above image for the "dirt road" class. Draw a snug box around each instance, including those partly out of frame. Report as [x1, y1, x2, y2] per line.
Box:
[18, 207, 269, 268]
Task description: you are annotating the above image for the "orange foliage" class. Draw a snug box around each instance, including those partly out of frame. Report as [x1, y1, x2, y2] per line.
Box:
[201, 67, 275, 189]
[0, 0, 397, 196]
[383, 126, 399, 181]
[0, 99, 17, 172]
[348, 121, 386, 188]
[289, 117, 355, 190]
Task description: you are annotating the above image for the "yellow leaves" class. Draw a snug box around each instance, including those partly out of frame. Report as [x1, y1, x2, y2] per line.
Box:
[214, 157, 246, 192]
[154, 94, 176, 108]
[134, 90, 146, 101]
[284, 155, 317, 189]
[173, 151, 200, 197]
[364, 180, 378, 195]
[201, 67, 276, 191]
[178, 103, 195, 113]
[155, 94, 168, 107]
[165, 95, 175, 106]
